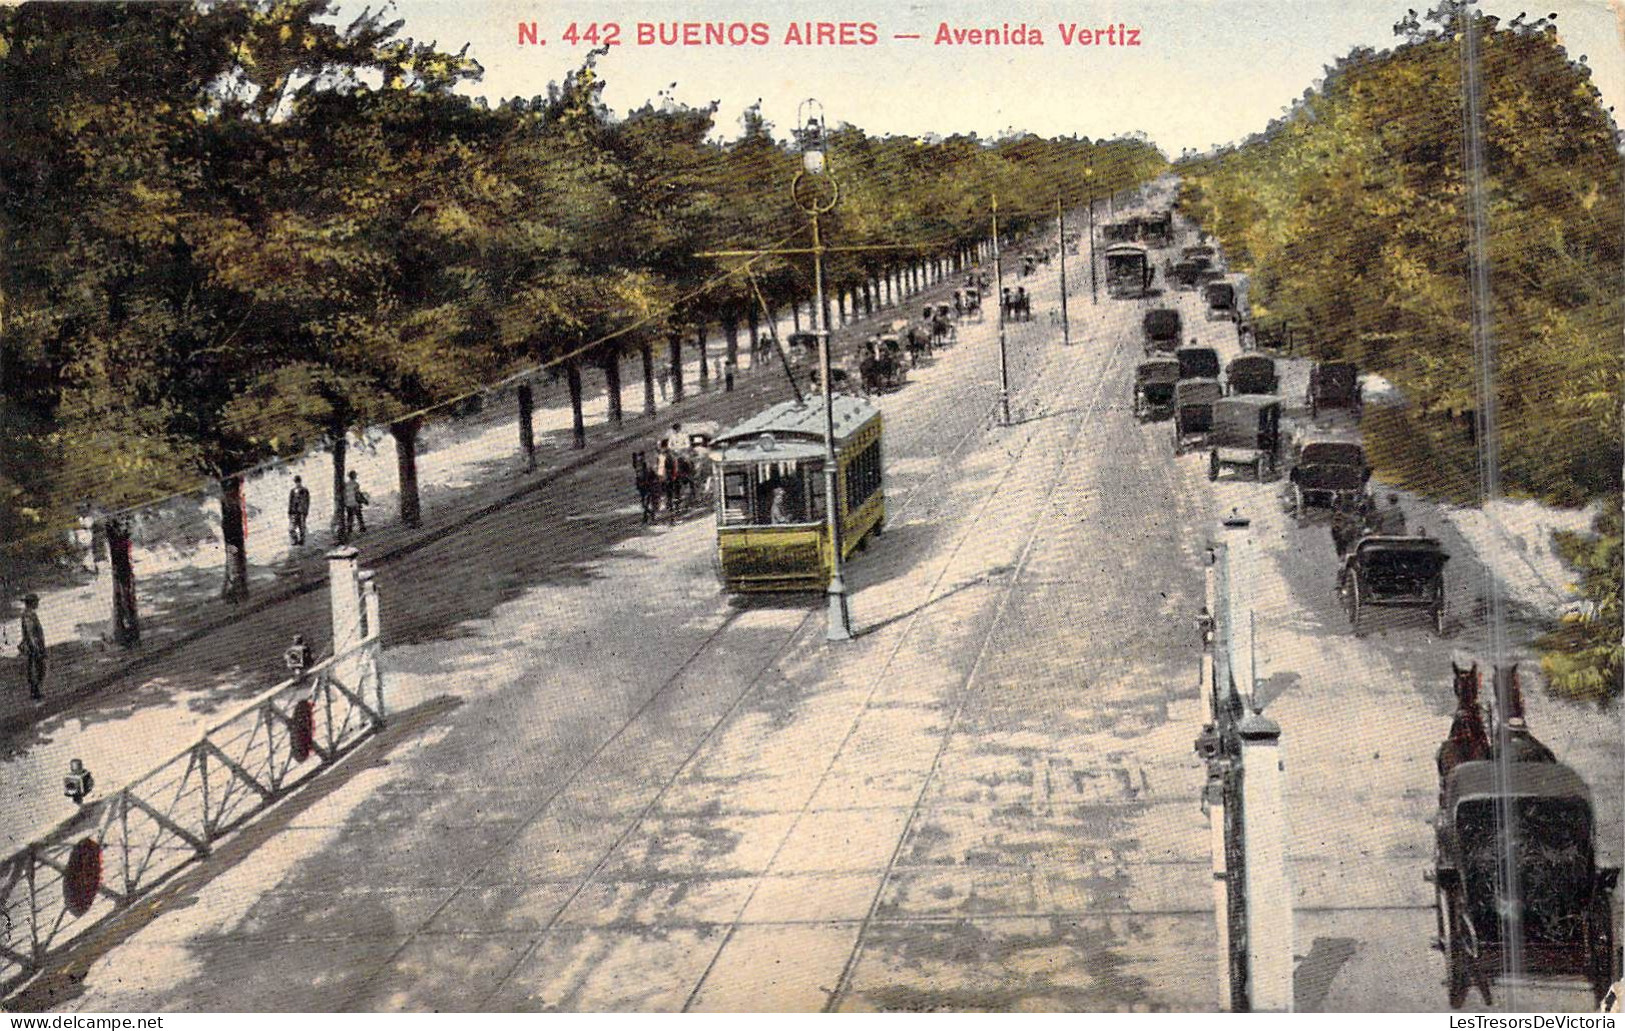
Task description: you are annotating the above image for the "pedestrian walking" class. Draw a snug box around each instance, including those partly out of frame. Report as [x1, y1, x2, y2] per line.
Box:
[18, 593, 46, 705]
[343, 471, 368, 536]
[288, 475, 312, 545]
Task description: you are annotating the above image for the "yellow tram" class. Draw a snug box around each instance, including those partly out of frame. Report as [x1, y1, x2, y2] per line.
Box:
[709, 395, 885, 592]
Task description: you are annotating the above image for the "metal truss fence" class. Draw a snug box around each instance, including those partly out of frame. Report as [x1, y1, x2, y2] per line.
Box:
[0, 634, 384, 998]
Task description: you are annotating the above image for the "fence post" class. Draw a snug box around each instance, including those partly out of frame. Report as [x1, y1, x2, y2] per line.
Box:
[1238, 713, 1292, 1012]
[327, 547, 364, 697]
[359, 570, 384, 725]
[1219, 513, 1256, 710]
[1196, 543, 1234, 1010]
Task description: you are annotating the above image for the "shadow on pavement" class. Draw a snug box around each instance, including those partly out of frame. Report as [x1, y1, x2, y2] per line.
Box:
[3, 694, 462, 1013]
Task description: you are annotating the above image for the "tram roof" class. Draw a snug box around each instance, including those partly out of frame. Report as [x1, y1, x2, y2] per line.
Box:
[711, 394, 881, 461]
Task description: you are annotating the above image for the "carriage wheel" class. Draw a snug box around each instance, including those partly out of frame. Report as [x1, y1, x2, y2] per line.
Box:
[1254, 456, 1265, 482]
[1444, 891, 1472, 1009]
[1208, 450, 1220, 482]
[1588, 892, 1617, 1004]
[1172, 423, 1183, 455]
[1294, 487, 1305, 524]
[1348, 577, 1365, 637]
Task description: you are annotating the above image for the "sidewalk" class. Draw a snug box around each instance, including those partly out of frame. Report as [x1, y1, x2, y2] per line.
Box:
[0, 263, 991, 737]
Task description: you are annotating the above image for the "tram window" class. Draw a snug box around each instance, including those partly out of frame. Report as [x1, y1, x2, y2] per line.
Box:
[721, 470, 751, 525]
[845, 440, 881, 511]
[806, 464, 827, 522]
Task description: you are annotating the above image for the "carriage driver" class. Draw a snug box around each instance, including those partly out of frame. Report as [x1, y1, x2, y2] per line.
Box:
[1375, 493, 1407, 536]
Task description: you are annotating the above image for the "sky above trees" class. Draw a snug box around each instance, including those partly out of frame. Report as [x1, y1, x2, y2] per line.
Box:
[370, 0, 1624, 156]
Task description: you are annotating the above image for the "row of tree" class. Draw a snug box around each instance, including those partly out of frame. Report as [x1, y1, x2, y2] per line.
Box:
[0, 1, 1167, 600]
[1173, 2, 1621, 700]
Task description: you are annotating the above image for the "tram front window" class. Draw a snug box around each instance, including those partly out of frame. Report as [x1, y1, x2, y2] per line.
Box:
[719, 461, 824, 526]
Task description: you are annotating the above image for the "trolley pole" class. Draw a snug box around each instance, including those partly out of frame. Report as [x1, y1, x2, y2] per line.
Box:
[1057, 196, 1071, 346]
[993, 193, 1010, 426]
[1088, 188, 1099, 304]
[795, 100, 852, 642]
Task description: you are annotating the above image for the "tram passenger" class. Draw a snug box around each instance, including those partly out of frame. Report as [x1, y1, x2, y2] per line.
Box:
[769, 488, 792, 525]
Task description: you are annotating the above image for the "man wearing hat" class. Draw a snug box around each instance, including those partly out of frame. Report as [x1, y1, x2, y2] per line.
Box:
[17, 593, 46, 705]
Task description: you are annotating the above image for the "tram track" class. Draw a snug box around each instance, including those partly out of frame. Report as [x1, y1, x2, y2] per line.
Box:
[817, 321, 1132, 1011]
[345, 265, 1049, 1010]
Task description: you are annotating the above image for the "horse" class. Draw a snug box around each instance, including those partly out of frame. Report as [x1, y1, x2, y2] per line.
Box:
[905, 326, 929, 368]
[632, 452, 661, 524]
[1437, 660, 1491, 788]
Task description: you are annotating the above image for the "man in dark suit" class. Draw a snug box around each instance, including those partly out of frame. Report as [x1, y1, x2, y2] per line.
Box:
[18, 593, 46, 705]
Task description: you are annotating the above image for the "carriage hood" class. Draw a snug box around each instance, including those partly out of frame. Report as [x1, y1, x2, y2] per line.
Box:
[1444, 759, 1592, 811]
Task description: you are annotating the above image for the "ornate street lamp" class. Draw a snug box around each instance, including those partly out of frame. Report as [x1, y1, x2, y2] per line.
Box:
[792, 99, 852, 642]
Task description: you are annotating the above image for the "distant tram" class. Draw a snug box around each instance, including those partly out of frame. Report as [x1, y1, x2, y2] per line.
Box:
[709, 395, 885, 592]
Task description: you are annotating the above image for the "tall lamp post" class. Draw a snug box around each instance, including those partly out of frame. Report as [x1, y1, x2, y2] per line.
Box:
[1056, 195, 1071, 346]
[992, 193, 1010, 426]
[1085, 162, 1098, 304]
[794, 100, 853, 642]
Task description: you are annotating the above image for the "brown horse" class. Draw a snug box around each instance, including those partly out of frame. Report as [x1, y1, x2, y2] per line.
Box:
[1437, 660, 1491, 787]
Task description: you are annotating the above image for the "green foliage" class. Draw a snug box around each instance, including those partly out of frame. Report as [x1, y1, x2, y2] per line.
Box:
[1539, 507, 1623, 703]
[1175, 3, 1622, 700]
[0, 2, 1164, 578]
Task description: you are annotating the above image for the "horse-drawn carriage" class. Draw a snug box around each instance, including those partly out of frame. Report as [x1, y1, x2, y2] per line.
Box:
[1000, 287, 1032, 322]
[1181, 243, 1217, 271]
[1207, 396, 1282, 482]
[1226, 354, 1278, 395]
[1141, 211, 1175, 248]
[1133, 358, 1181, 422]
[1308, 360, 1363, 419]
[1205, 281, 1238, 322]
[1104, 243, 1154, 299]
[1289, 441, 1370, 521]
[786, 331, 818, 353]
[1102, 221, 1137, 244]
[931, 304, 956, 348]
[1142, 308, 1182, 355]
[1337, 534, 1449, 635]
[962, 287, 983, 322]
[1432, 761, 1620, 1008]
[1168, 260, 1203, 292]
[1176, 345, 1220, 382]
[1429, 664, 1620, 1008]
[1172, 378, 1223, 454]
[863, 335, 907, 392]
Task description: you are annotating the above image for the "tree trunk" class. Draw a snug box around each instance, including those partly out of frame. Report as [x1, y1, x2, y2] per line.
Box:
[517, 382, 536, 471]
[667, 330, 684, 403]
[220, 475, 249, 603]
[837, 289, 847, 325]
[108, 516, 139, 648]
[392, 418, 422, 528]
[861, 281, 872, 316]
[604, 354, 624, 425]
[330, 431, 348, 542]
[745, 307, 760, 362]
[723, 312, 740, 366]
[566, 362, 585, 448]
[696, 326, 709, 389]
[641, 340, 656, 415]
